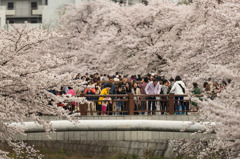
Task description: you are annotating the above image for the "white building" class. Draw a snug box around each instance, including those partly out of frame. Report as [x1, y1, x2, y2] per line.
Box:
[0, 0, 83, 29]
[0, 0, 179, 29]
[0, 0, 44, 27]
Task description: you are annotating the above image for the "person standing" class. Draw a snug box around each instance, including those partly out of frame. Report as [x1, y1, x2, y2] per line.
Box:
[115, 86, 125, 115]
[131, 82, 141, 115]
[98, 84, 111, 115]
[145, 78, 161, 115]
[74, 73, 81, 80]
[114, 75, 120, 82]
[103, 77, 116, 115]
[85, 73, 90, 81]
[191, 82, 201, 107]
[121, 76, 128, 88]
[160, 80, 170, 115]
[170, 76, 186, 115]
[93, 73, 100, 83]
[84, 85, 96, 116]
[101, 74, 108, 81]
[169, 77, 175, 91]
[120, 76, 129, 115]
[66, 87, 77, 112]
[208, 78, 214, 92]
[184, 83, 190, 115]
[124, 82, 132, 94]
[136, 74, 142, 81]
[202, 82, 209, 93]
[130, 75, 135, 81]
[103, 77, 116, 94]
[156, 72, 162, 82]
[95, 85, 102, 114]
[138, 77, 148, 115]
[130, 79, 135, 88]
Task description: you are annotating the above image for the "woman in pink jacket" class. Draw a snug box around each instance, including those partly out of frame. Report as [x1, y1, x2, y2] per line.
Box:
[66, 87, 77, 112]
[67, 87, 76, 96]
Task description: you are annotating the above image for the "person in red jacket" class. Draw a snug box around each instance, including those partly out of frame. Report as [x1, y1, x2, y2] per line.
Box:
[84, 83, 97, 115]
[84, 85, 96, 95]
[84, 83, 96, 98]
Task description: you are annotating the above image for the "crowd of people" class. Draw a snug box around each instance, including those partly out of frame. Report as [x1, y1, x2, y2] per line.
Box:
[50, 72, 230, 115]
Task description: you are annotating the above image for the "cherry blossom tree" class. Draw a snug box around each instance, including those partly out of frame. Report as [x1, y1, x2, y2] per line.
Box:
[58, 0, 191, 74]
[168, 0, 240, 82]
[59, 0, 239, 77]
[171, 66, 240, 159]
[1, 0, 239, 158]
[58, 0, 240, 158]
[0, 24, 86, 158]
[168, 0, 240, 158]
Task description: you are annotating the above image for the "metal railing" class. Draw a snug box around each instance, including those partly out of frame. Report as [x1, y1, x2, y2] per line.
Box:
[61, 93, 199, 116]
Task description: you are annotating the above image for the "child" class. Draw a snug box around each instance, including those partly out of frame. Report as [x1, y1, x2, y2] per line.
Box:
[102, 97, 112, 115]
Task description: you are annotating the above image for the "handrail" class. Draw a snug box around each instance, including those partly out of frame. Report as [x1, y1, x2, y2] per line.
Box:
[83, 94, 128, 97]
[62, 93, 198, 116]
[81, 94, 187, 97]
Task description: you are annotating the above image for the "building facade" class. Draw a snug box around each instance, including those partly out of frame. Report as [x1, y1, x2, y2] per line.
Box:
[0, 0, 46, 25]
[0, 0, 178, 29]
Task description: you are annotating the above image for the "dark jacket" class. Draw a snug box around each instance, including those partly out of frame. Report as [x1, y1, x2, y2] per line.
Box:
[117, 89, 126, 99]
[103, 82, 116, 94]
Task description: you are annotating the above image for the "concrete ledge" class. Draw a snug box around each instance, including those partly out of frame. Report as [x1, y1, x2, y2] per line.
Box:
[14, 130, 215, 141]
[23, 115, 199, 121]
[13, 119, 210, 133]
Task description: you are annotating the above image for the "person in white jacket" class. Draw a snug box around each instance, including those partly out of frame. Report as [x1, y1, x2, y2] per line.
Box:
[170, 76, 186, 115]
[145, 79, 161, 115]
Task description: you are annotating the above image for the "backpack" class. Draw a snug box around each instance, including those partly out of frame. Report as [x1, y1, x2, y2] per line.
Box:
[178, 83, 185, 94]
[160, 87, 164, 94]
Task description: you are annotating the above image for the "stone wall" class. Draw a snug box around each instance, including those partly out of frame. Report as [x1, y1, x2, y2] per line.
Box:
[9, 115, 215, 158]
[23, 140, 170, 158]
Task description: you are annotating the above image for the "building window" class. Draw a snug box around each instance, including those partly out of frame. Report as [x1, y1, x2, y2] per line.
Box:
[31, 2, 38, 10]
[31, 20, 37, 23]
[142, 0, 148, 5]
[45, 0, 48, 5]
[8, 2, 14, 10]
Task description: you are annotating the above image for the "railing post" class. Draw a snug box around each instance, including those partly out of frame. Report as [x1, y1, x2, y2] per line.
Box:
[80, 103, 88, 115]
[128, 93, 135, 115]
[80, 94, 88, 116]
[169, 93, 175, 115]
